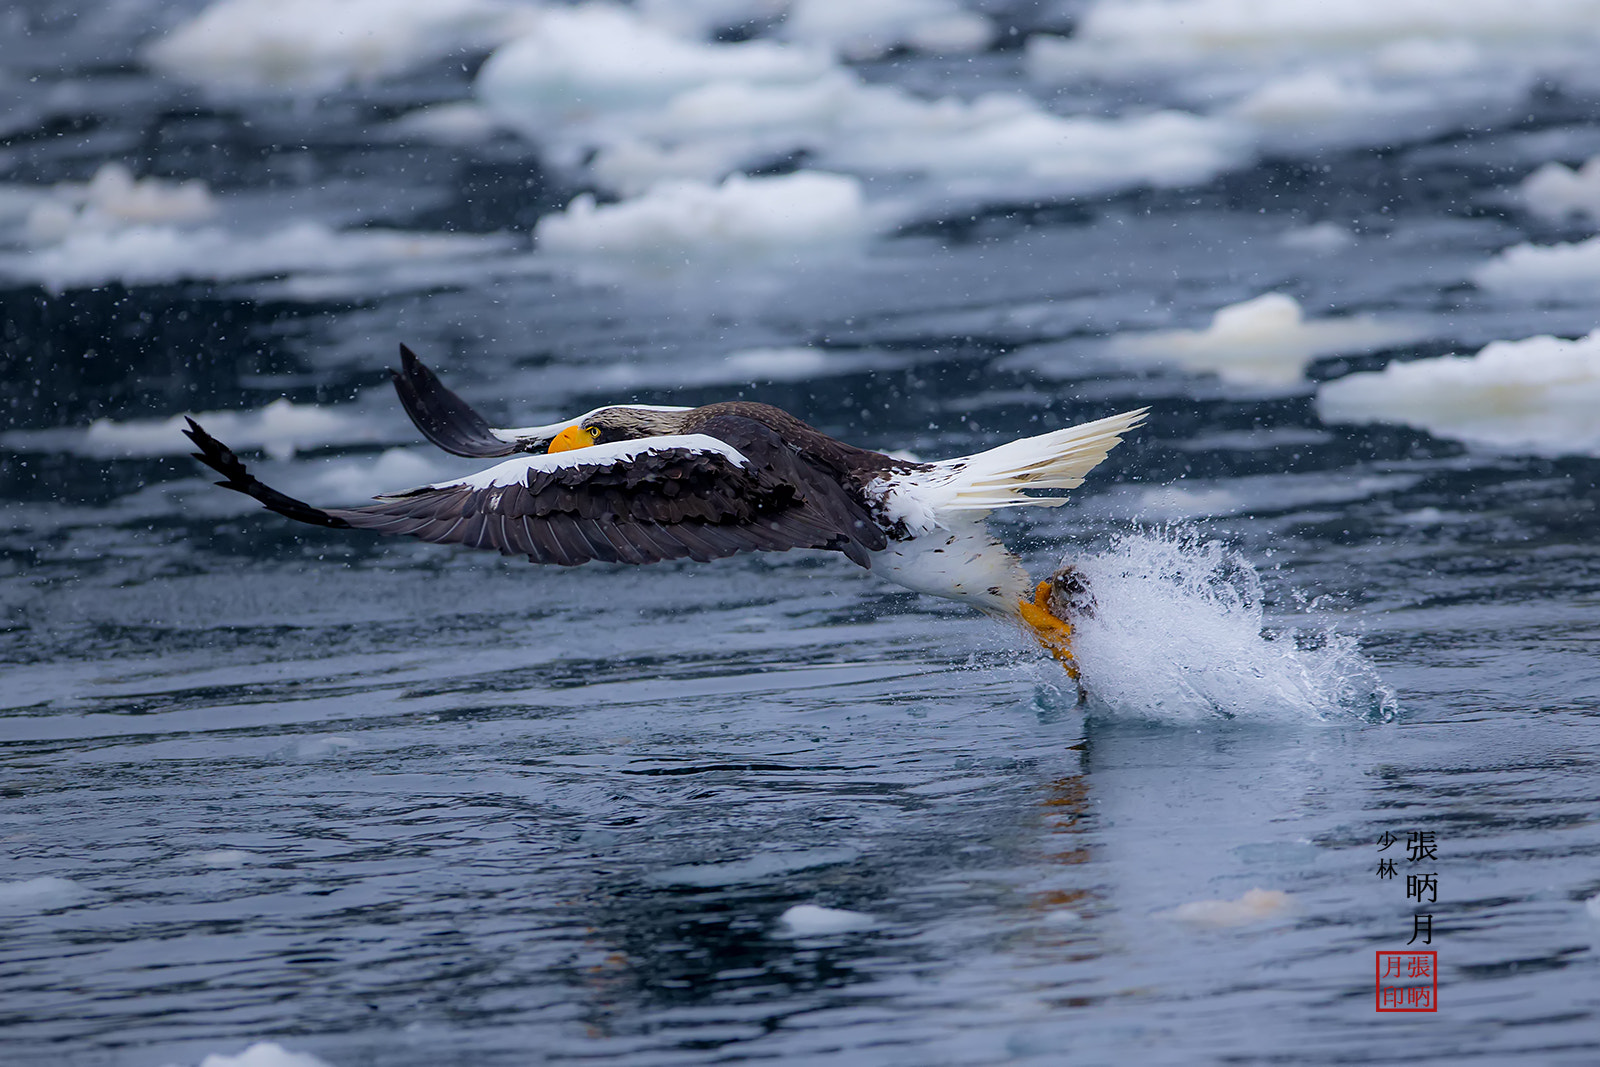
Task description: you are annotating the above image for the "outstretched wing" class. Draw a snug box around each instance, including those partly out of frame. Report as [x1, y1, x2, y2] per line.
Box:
[185, 415, 885, 568]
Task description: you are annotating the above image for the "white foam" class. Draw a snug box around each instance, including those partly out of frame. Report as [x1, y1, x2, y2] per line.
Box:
[24, 163, 216, 243]
[146, 0, 536, 93]
[535, 171, 877, 263]
[1519, 157, 1600, 223]
[776, 903, 878, 935]
[1162, 887, 1293, 927]
[1102, 293, 1422, 387]
[0, 220, 514, 292]
[1316, 330, 1600, 455]
[186, 1043, 333, 1067]
[0, 875, 93, 911]
[1, 398, 394, 461]
[1068, 530, 1394, 721]
[781, 0, 993, 60]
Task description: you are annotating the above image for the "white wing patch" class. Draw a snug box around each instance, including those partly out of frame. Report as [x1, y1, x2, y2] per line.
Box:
[867, 409, 1145, 535]
[391, 434, 750, 495]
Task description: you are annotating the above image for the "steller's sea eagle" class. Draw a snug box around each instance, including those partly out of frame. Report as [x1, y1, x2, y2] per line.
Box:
[185, 346, 1144, 675]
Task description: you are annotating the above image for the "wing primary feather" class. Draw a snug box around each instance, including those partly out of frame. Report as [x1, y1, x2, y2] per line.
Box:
[392, 344, 517, 458]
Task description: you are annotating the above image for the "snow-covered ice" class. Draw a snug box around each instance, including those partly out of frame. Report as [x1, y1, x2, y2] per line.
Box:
[0, 220, 515, 292]
[22, 163, 216, 242]
[0, 876, 94, 911]
[776, 904, 878, 935]
[1518, 157, 1600, 223]
[1316, 330, 1600, 455]
[1163, 888, 1293, 927]
[535, 172, 878, 263]
[1099, 293, 1422, 387]
[146, 0, 536, 92]
[1473, 235, 1600, 296]
[1, 397, 398, 461]
[780, 0, 992, 60]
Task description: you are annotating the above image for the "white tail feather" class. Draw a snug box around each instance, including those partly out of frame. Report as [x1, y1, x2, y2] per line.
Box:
[870, 409, 1146, 533]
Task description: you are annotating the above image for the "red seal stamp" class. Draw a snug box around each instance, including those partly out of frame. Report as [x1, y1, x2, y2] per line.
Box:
[1376, 950, 1437, 1011]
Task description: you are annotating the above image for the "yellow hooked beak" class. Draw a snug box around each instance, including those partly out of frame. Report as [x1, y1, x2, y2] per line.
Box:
[548, 425, 600, 453]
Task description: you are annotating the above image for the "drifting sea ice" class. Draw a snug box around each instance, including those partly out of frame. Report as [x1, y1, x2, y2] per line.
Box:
[780, 0, 992, 60]
[0, 220, 515, 293]
[534, 171, 879, 264]
[776, 904, 878, 935]
[0, 398, 398, 462]
[145, 0, 537, 92]
[1098, 293, 1423, 387]
[1520, 157, 1600, 223]
[22, 163, 216, 241]
[1472, 235, 1600, 296]
[175, 1043, 333, 1067]
[1315, 330, 1600, 455]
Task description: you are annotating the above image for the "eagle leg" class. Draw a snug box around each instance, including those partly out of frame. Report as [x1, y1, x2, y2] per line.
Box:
[1017, 565, 1096, 686]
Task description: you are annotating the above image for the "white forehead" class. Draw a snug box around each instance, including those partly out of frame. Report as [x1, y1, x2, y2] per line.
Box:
[492, 404, 693, 443]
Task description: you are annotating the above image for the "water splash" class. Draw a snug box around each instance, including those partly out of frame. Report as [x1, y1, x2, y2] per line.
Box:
[1063, 530, 1395, 722]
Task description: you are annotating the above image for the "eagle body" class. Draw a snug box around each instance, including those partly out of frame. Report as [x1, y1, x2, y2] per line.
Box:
[186, 347, 1143, 654]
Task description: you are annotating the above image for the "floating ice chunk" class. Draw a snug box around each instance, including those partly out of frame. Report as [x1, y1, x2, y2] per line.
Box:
[1228, 69, 1514, 151]
[1316, 330, 1600, 455]
[1070, 530, 1394, 720]
[819, 98, 1248, 193]
[1163, 888, 1292, 927]
[1279, 221, 1355, 253]
[25, 163, 216, 242]
[776, 903, 877, 935]
[1586, 892, 1600, 921]
[1520, 158, 1600, 224]
[0, 876, 93, 911]
[307, 448, 464, 498]
[1, 397, 394, 461]
[535, 172, 877, 263]
[477, 3, 831, 135]
[781, 0, 993, 60]
[387, 101, 504, 145]
[146, 0, 536, 93]
[186, 1043, 333, 1067]
[0, 220, 514, 292]
[636, 0, 788, 36]
[1103, 293, 1421, 387]
[1473, 235, 1600, 296]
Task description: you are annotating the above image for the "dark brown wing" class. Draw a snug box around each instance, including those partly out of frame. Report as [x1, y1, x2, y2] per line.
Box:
[185, 415, 887, 568]
[390, 344, 518, 458]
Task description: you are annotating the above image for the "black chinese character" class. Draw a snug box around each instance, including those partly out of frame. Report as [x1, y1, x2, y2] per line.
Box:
[1406, 874, 1438, 904]
[1377, 859, 1398, 879]
[1408, 914, 1433, 945]
[1406, 831, 1437, 863]
[1377, 831, 1398, 851]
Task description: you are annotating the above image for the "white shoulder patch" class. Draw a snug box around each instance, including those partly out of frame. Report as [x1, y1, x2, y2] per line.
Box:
[414, 434, 750, 493]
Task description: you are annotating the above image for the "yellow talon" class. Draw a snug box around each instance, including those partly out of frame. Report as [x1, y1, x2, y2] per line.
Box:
[1019, 580, 1080, 680]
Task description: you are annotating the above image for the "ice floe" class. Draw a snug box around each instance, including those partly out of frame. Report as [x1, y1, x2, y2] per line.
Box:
[23, 163, 216, 242]
[536, 171, 877, 265]
[1519, 157, 1600, 223]
[0, 875, 94, 911]
[1279, 221, 1356, 253]
[1162, 887, 1293, 927]
[1, 398, 398, 461]
[1070, 530, 1394, 720]
[1100, 293, 1422, 387]
[146, 0, 537, 92]
[776, 903, 878, 935]
[780, 0, 992, 60]
[0, 220, 514, 292]
[1316, 330, 1600, 455]
[180, 1043, 333, 1067]
[1474, 235, 1600, 297]
[1026, 0, 1600, 154]
[478, 3, 1248, 201]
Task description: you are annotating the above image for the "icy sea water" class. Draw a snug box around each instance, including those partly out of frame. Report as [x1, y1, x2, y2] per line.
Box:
[5, 2, 1600, 1065]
